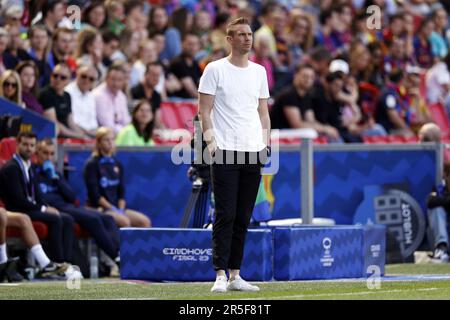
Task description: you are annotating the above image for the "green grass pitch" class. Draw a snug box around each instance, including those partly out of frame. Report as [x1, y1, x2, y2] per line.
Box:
[1, 264, 450, 300]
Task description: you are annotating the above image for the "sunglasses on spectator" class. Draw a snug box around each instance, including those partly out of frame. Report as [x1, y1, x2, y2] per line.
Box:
[52, 73, 69, 81]
[80, 74, 96, 82]
[3, 81, 17, 88]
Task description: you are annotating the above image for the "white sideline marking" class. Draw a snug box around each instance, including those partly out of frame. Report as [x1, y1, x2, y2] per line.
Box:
[238, 287, 441, 300]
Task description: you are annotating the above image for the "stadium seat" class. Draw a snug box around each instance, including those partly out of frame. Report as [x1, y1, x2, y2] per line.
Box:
[0, 137, 16, 160]
[6, 221, 49, 240]
[74, 223, 90, 238]
[429, 103, 450, 137]
[313, 136, 328, 144]
[404, 136, 419, 143]
[161, 102, 182, 129]
[363, 136, 389, 144]
[57, 138, 95, 145]
[387, 135, 406, 143]
[175, 102, 198, 133]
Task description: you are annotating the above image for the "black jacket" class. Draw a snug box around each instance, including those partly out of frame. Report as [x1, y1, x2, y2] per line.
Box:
[0, 157, 46, 212]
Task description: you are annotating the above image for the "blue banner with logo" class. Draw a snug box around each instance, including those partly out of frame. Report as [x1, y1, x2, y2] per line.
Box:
[120, 228, 273, 281]
[0, 97, 56, 139]
[354, 184, 425, 261]
[273, 225, 385, 280]
[66, 148, 436, 228]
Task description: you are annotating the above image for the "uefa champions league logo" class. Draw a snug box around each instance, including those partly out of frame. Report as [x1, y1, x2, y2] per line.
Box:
[320, 237, 334, 267]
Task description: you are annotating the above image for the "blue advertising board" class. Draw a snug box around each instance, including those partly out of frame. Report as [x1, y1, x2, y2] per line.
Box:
[0, 97, 56, 139]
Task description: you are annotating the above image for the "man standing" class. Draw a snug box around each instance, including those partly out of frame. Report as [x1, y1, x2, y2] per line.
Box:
[198, 17, 270, 293]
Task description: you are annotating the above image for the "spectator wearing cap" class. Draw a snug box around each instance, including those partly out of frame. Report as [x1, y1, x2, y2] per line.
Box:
[27, 25, 52, 87]
[92, 63, 131, 133]
[39, 63, 89, 139]
[375, 70, 414, 137]
[65, 64, 99, 137]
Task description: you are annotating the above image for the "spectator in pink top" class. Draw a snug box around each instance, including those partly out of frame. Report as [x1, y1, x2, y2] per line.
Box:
[92, 63, 131, 134]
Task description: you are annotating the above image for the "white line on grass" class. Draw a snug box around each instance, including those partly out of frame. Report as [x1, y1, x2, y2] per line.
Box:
[238, 287, 441, 300]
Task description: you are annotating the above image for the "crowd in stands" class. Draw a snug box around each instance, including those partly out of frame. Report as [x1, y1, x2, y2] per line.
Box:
[2, 0, 450, 280]
[0, 0, 447, 144]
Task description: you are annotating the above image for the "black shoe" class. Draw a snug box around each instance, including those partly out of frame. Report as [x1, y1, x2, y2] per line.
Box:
[0, 258, 24, 283]
[35, 262, 69, 280]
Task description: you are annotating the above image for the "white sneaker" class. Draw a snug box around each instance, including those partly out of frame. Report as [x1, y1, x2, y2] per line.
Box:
[431, 248, 449, 263]
[211, 275, 228, 293]
[227, 275, 260, 292]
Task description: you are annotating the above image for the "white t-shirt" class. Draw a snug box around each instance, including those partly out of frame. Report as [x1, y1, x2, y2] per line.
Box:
[65, 81, 98, 131]
[426, 62, 450, 104]
[198, 58, 270, 152]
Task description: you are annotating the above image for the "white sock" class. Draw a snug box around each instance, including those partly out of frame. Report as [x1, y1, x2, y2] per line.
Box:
[0, 243, 7, 264]
[30, 244, 51, 269]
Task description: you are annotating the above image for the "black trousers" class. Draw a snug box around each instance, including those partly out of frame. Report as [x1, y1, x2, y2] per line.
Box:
[26, 210, 75, 263]
[57, 204, 120, 260]
[211, 149, 265, 271]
